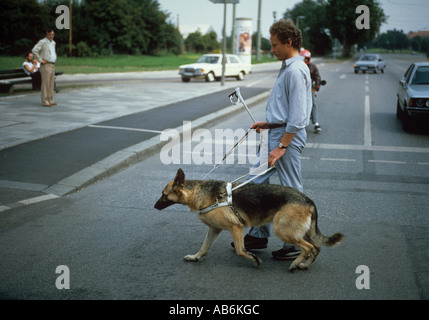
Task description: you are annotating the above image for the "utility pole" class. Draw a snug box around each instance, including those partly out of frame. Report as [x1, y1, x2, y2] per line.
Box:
[231, 3, 236, 54]
[209, 0, 239, 86]
[69, 0, 72, 56]
[256, 0, 261, 61]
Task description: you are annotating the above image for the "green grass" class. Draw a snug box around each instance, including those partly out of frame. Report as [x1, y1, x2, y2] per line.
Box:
[0, 53, 201, 74]
[0, 53, 277, 74]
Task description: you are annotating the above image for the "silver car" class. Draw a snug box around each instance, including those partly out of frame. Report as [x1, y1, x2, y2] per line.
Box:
[396, 62, 429, 130]
[354, 54, 385, 74]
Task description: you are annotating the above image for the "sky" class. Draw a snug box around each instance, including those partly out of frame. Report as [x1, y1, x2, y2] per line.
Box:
[157, 0, 429, 39]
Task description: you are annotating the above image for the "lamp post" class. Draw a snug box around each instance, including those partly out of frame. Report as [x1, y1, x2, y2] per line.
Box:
[209, 0, 239, 86]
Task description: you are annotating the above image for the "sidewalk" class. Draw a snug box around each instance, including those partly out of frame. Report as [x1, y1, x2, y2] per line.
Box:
[0, 67, 274, 197]
[0, 62, 280, 150]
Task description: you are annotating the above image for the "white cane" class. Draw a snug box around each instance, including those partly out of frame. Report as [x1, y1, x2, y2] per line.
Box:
[228, 87, 269, 175]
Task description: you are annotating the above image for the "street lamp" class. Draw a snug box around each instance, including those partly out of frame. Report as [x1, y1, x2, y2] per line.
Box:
[209, 0, 240, 86]
[296, 15, 305, 29]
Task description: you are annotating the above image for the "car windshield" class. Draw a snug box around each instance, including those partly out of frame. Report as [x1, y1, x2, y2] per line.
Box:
[360, 55, 377, 61]
[411, 66, 429, 85]
[196, 56, 219, 64]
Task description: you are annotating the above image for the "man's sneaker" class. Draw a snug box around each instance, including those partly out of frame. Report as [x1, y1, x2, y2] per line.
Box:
[314, 125, 321, 133]
[230, 234, 268, 250]
[272, 246, 301, 260]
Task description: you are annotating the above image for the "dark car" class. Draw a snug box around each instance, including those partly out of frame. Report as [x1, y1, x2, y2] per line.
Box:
[396, 62, 429, 130]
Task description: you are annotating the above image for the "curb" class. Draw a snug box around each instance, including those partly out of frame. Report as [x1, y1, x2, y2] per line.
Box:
[44, 89, 271, 196]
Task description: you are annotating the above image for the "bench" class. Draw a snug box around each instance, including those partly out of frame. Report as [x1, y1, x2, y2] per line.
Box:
[0, 68, 63, 93]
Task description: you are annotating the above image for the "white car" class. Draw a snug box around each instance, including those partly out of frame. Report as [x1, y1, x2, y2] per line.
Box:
[354, 53, 385, 74]
[178, 54, 251, 82]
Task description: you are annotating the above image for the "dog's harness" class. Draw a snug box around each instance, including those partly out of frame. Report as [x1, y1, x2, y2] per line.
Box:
[198, 165, 275, 224]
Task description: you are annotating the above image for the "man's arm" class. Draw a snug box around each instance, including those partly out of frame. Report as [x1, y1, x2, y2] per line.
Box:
[32, 40, 45, 64]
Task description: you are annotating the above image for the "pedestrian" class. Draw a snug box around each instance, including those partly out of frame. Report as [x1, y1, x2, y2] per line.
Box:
[32, 29, 57, 107]
[300, 49, 322, 133]
[233, 19, 312, 261]
[22, 52, 42, 90]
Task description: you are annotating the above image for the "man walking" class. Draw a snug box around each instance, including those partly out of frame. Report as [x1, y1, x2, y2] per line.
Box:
[32, 29, 57, 107]
[239, 19, 312, 260]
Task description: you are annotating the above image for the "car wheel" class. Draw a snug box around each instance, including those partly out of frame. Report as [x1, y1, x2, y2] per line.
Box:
[236, 71, 244, 81]
[402, 111, 412, 132]
[381, 68, 384, 73]
[181, 77, 190, 82]
[396, 99, 403, 119]
[354, 70, 358, 74]
[205, 72, 215, 82]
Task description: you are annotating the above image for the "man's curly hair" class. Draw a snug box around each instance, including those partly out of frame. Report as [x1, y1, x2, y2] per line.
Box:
[269, 19, 302, 49]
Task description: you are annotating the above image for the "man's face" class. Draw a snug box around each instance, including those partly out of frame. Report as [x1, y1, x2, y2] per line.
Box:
[46, 31, 55, 41]
[270, 33, 291, 61]
[27, 53, 34, 61]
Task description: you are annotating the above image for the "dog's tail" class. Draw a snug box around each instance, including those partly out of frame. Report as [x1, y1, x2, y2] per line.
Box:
[310, 207, 344, 247]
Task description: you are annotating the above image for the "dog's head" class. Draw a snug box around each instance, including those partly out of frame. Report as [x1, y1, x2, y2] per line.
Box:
[154, 168, 185, 210]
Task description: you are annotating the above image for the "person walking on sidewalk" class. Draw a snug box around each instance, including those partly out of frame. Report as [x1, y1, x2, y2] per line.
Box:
[300, 49, 322, 133]
[32, 29, 57, 107]
[236, 19, 312, 261]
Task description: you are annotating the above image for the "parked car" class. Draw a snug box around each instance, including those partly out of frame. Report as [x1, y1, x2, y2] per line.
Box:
[178, 54, 251, 82]
[396, 62, 429, 130]
[354, 53, 385, 73]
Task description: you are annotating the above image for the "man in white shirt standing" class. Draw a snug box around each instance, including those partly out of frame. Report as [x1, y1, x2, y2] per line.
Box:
[32, 29, 57, 107]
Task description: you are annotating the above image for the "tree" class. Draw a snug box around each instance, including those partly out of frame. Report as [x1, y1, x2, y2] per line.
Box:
[326, 0, 386, 57]
[284, 0, 332, 56]
[0, 0, 49, 55]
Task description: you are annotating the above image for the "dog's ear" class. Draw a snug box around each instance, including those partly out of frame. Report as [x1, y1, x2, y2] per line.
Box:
[172, 168, 185, 191]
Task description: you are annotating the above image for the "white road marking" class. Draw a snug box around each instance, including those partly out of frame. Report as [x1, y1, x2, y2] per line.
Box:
[0, 205, 11, 212]
[18, 194, 59, 205]
[364, 95, 372, 147]
[89, 124, 163, 134]
[368, 160, 406, 164]
[321, 158, 356, 162]
[1, 194, 59, 213]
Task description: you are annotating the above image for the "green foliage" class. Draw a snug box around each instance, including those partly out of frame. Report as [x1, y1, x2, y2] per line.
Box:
[0, 0, 182, 56]
[325, 0, 387, 57]
[284, 0, 332, 56]
[184, 30, 221, 53]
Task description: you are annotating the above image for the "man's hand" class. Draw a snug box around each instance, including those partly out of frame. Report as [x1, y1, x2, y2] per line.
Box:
[268, 147, 286, 167]
[250, 121, 268, 133]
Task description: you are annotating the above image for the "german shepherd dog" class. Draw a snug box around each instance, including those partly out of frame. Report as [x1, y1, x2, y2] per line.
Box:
[154, 169, 344, 272]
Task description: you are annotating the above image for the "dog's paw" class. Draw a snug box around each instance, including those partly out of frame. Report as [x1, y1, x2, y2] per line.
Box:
[248, 252, 262, 268]
[298, 263, 308, 270]
[184, 255, 199, 262]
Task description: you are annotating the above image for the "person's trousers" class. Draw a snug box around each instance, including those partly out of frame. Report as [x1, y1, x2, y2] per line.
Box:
[247, 127, 305, 247]
[40, 63, 55, 105]
[311, 91, 319, 124]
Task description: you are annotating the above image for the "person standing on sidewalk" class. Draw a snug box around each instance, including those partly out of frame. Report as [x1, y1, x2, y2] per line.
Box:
[300, 49, 322, 133]
[237, 19, 312, 261]
[32, 29, 57, 107]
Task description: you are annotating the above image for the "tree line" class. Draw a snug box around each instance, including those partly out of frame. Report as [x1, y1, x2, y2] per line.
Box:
[0, 0, 182, 56]
[3, 0, 424, 59]
[367, 29, 429, 53]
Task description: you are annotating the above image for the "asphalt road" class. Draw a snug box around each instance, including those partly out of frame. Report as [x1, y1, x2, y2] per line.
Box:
[0, 54, 428, 304]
